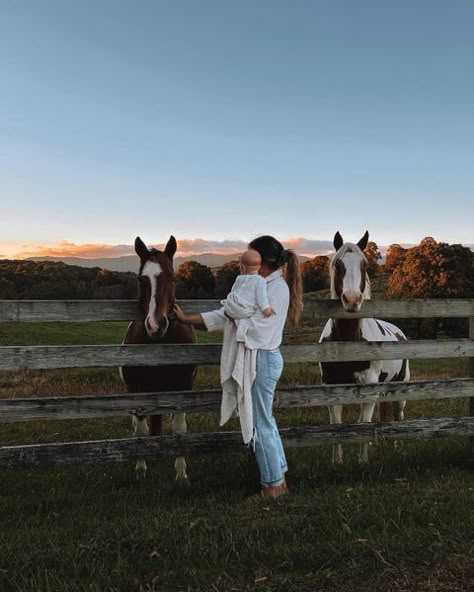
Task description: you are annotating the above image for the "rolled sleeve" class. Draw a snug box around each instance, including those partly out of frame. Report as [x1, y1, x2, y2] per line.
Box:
[255, 277, 270, 312]
[201, 308, 227, 332]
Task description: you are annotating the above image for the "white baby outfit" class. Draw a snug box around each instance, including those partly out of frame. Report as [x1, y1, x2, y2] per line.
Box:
[217, 274, 270, 444]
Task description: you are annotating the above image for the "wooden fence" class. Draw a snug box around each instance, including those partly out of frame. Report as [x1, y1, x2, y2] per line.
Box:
[1, 299, 473, 468]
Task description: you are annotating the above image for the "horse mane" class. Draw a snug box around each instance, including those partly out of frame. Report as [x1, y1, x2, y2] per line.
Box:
[330, 243, 371, 300]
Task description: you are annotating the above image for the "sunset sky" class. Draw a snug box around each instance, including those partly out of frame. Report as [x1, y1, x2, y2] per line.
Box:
[1, 0, 473, 260]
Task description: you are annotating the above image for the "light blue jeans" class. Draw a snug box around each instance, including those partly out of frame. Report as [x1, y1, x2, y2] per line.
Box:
[251, 348, 288, 487]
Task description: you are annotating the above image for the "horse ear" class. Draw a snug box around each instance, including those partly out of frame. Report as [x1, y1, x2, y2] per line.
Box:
[333, 232, 344, 251]
[357, 231, 369, 251]
[164, 235, 177, 260]
[134, 236, 149, 259]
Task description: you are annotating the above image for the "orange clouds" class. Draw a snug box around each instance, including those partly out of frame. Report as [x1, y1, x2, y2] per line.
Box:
[0, 241, 133, 259]
[0, 237, 336, 260]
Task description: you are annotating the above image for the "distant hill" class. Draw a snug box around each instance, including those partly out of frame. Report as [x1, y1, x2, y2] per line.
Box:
[28, 252, 310, 272]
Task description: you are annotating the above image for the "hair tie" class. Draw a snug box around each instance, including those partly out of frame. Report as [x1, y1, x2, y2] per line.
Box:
[277, 249, 289, 266]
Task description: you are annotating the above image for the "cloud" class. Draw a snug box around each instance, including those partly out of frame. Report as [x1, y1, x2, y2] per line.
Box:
[1, 237, 363, 260]
[6, 241, 135, 259]
[156, 238, 247, 256]
[284, 238, 334, 257]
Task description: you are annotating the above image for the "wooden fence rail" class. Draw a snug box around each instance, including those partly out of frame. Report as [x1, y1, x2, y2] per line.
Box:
[1, 339, 474, 370]
[1, 379, 473, 423]
[1, 298, 474, 322]
[1, 416, 474, 468]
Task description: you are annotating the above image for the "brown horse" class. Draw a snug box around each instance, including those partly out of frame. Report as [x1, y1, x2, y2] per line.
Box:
[120, 235, 196, 481]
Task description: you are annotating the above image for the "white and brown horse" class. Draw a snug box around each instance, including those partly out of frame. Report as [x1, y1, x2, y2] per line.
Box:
[320, 231, 409, 462]
[121, 236, 196, 481]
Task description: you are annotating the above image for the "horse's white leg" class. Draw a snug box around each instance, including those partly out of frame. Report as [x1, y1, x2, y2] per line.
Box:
[394, 361, 409, 422]
[328, 404, 343, 464]
[132, 415, 149, 480]
[355, 364, 381, 463]
[357, 400, 376, 463]
[172, 413, 188, 483]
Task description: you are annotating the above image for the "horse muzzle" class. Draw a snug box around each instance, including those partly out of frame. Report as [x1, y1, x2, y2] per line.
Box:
[145, 315, 169, 339]
[342, 291, 363, 313]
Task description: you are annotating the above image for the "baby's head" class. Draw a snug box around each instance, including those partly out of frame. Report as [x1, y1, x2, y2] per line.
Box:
[240, 249, 262, 275]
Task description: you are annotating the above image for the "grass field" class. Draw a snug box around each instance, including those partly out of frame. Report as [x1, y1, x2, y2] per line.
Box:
[1, 322, 473, 591]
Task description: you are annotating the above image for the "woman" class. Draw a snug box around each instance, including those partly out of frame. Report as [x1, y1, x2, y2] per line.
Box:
[174, 235, 302, 499]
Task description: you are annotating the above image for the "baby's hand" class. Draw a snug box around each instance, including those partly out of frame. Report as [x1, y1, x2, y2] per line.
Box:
[263, 307, 274, 317]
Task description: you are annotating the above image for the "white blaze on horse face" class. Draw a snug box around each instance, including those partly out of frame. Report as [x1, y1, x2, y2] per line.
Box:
[332, 244, 370, 312]
[141, 261, 163, 335]
[341, 251, 364, 311]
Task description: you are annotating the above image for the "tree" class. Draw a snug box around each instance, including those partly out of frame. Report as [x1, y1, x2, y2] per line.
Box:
[386, 237, 474, 299]
[385, 244, 407, 272]
[0, 259, 137, 299]
[215, 260, 240, 299]
[300, 256, 330, 293]
[365, 241, 382, 275]
[175, 261, 215, 299]
[0, 278, 16, 299]
[386, 238, 474, 338]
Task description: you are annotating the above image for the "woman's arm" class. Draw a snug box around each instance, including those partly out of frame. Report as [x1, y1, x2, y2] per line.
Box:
[173, 304, 206, 329]
[173, 303, 228, 332]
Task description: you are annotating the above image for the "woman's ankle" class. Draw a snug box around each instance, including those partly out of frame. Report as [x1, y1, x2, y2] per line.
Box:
[261, 482, 288, 499]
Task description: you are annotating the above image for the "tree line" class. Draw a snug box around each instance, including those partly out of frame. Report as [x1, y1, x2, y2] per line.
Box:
[0, 260, 137, 300]
[1, 237, 472, 308]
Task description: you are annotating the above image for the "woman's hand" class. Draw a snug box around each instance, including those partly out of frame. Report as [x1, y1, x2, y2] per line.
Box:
[173, 303, 188, 323]
[173, 304, 205, 327]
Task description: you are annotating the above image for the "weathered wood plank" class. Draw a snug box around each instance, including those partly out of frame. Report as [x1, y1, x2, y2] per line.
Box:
[1, 416, 473, 468]
[1, 379, 473, 423]
[1, 340, 473, 370]
[469, 318, 474, 419]
[1, 298, 474, 322]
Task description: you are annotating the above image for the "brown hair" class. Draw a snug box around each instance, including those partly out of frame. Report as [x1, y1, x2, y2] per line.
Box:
[248, 235, 303, 326]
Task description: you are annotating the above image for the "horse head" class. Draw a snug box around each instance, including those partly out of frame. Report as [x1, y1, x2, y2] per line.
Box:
[330, 231, 370, 312]
[135, 235, 177, 339]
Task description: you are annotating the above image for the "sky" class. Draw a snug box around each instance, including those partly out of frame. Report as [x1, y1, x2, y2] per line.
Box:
[1, 0, 473, 259]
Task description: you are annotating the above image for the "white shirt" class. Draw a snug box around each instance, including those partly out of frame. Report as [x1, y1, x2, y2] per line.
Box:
[201, 269, 289, 350]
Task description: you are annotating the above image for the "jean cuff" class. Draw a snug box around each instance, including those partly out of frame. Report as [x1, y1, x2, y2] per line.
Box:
[262, 477, 285, 487]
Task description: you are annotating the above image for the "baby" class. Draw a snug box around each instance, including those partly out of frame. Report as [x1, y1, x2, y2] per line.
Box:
[218, 249, 274, 442]
[223, 249, 274, 330]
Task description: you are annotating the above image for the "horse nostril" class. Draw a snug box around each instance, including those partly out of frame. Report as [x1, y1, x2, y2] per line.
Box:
[159, 316, 169, 335]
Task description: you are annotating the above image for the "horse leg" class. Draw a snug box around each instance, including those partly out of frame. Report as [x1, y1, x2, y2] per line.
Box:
[393, 361, 409, 448]
[393, 400, 406, 421]
[355, 365, 381, 463]
[358, 401, 377, 463]
[328, 404, 343, 464]
[132, 415, 149, 480]
[172, 413, 189, 483]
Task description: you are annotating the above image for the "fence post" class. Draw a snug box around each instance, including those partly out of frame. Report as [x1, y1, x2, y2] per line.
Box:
[468, 316, 474, 461]
[470, 317, 474, 417]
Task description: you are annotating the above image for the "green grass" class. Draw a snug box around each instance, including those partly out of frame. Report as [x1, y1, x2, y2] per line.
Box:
[1, 322, 473, 591]
[0, 321, 129, 346]
[1, 443, 473, 591]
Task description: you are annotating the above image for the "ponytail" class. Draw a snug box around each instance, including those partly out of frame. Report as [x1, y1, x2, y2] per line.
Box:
[284, 249, 303, 326]
[249, 235, 302, 327]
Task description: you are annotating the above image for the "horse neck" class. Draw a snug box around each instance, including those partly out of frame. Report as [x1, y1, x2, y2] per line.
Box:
[332, 317, 363, 341]
[329, 286, 365, 341]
